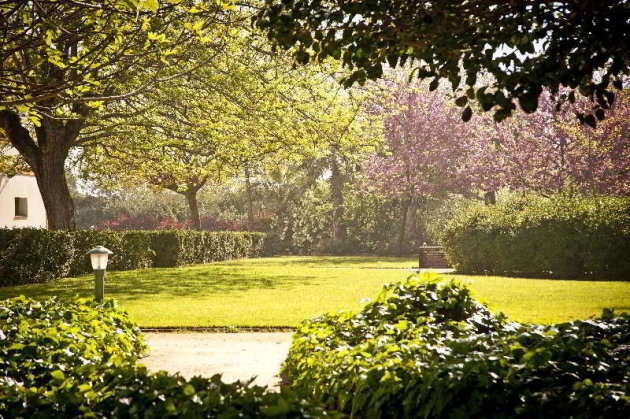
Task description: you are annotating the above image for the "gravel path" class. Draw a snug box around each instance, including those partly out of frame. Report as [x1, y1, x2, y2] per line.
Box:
[139, 332, 293, 389]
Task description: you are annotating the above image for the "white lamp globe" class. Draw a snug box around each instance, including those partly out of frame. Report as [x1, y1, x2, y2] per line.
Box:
[87, 246, 113, 270]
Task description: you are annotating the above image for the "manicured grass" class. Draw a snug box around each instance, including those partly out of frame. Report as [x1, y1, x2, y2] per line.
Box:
[1, 256, 628, 327]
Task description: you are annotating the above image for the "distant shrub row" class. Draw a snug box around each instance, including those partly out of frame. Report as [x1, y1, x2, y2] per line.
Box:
[283, 277, 630, 418]
[0, 229, 266, 286]
[441, 195, 630, 279]
[0, 296, 334, 418]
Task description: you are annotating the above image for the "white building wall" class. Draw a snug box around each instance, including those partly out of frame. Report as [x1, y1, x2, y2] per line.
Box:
[0, 174, 47, 228]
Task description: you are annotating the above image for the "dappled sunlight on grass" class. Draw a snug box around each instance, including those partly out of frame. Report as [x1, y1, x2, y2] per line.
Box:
[0, 256, 627, 327]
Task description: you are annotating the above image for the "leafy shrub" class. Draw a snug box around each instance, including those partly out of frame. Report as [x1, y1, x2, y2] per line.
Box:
[441, 195, 630, 279]
[0, 229, 75, 285]
[1, 365, 338, 418]
[0, 296, 147, 415]
[67, 230, 155, 276]
[282, 276, 630, 418]
[0, 296, 336, 418]
[0, 229, 266, 286]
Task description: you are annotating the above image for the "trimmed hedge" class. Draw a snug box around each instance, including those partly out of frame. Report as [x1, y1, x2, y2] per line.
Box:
[441, 195, 630, 279]
[282, 276, 630, 418]
[0, 296, 336, 418]
[150, 231, 265, 267]
[0, 229, 266, 286]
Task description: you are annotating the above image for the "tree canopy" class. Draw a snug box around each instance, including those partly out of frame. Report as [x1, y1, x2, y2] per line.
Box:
[78, 26, 381, 229]
[254, 1, 630, 126]
[0, 0, 234, 228]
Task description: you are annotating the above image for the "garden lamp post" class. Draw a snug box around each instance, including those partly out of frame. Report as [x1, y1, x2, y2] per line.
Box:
[87, 246, 113, 302]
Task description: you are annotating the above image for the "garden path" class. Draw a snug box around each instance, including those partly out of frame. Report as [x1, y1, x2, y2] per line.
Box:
[139, 332, 293, 389]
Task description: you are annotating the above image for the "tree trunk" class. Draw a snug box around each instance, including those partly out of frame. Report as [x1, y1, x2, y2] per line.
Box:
[244, 167, 255, 230]
[0, 110, 80, 230]
[330, 157, 347, 241]
[32, 154, 75, 229]
[184, 190, 202, 230]
[484, 191, 497, 205]
[408, 196, 418, 240]
[397, 198, 411, 255]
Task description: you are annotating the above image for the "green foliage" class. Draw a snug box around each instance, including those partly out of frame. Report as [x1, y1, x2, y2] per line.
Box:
[0, 229, 266, 286]
[67, 230, 155, 276]
[0, 296, 336, 418]
[255, 1, 629, 124]
[0, 229, 75, 285]
[0, 296, 146, 414]
[282, 276, 630, 418]
[342, 189, 402, 254]
[151, 231, 266, 267]
[289, 184, 334, 254]
[442, 195, 630, 279]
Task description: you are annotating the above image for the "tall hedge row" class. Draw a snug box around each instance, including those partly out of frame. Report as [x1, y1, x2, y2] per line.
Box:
[0, 229, 266, 286]
[441, 195, 630, 279]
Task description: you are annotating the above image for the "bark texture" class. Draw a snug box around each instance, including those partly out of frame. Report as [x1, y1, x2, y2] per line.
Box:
[0, 110, 81, 229]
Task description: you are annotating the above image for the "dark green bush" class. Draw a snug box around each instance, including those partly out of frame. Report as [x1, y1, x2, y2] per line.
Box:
[0, 296, 337, 418]
[0, 229, 75, 285]
[0, 229, 267, 286]
[441, 195, 630, 279]
[282, 276, 630, 418]
[67, 230, 155, 276]
[150, 230, 266, 267]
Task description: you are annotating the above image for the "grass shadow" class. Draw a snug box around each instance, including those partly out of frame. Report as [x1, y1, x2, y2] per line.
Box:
[241, 255, 416, 268]
[0, 266, 321, 301]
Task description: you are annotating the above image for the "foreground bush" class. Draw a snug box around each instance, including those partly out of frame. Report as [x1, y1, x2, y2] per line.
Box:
[441, 195, 630, 279]
[0, 296, 336, 418]
[0, 229, 266, 286]
[282, 276, 630, 418]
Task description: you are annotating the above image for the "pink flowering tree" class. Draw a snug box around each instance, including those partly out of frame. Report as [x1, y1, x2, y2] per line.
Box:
[362, 84, 630, 253]
[467, 91, 630, 197]
[362, 84, 486, 252]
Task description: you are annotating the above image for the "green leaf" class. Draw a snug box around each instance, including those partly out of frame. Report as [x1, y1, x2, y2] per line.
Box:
[182, 383, 195, 396]
[50, 370, 65, 381]
[142, 0, 159, 12]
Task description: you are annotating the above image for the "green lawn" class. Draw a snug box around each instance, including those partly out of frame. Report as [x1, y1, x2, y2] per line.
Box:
[1, 256, 628, 327]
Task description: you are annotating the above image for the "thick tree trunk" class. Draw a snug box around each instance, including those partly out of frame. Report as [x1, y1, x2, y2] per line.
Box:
[184, 191, 202, 230]
[32, 153, 75, 230]
[0, 110, 80, 230]
[397, 198, 411, 255]
[330, 157, 347, 241]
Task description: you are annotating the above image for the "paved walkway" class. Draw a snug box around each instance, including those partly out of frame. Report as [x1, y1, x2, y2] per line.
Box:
[138, 269, 455, 389]
[139, 332, 293, 389]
